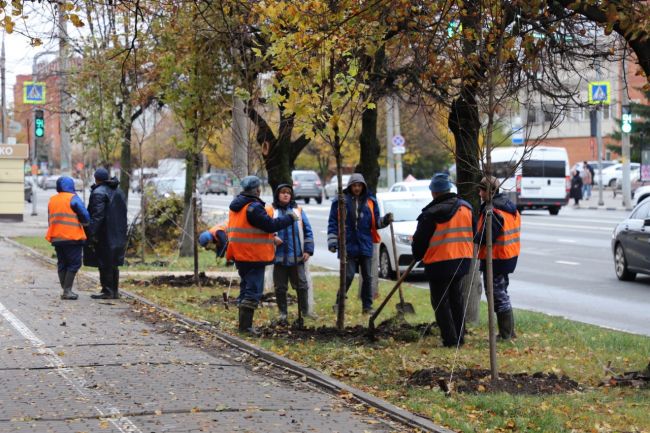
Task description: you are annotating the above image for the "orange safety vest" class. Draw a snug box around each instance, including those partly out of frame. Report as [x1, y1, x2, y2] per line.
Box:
[208, 222, 228, 239]
[45, 193, 87, 243]
[478, 209, 521, 260]
[366, 198, 381, 244]
[422, 204, 473, 264]
[226, 203, 275, 262]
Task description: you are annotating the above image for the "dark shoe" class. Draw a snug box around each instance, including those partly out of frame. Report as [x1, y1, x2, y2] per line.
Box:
[275, 290, 288, 318]
[496, 310, 516, 340]
[276, 313, 289, 327]
[91, 292, 113, 300]
[61, 292, 79, 300]
[362, 307, 375, 315]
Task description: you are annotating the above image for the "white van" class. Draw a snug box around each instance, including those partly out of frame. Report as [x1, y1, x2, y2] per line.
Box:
[488, 146, 570, 215]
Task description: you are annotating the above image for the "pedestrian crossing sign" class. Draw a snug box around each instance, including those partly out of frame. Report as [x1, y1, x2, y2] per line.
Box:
[23, 82, 46, 105]
[588, 81, 610, 105]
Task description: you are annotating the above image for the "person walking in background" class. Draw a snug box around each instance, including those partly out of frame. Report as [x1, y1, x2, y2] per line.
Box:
[581, 161, 593, 200]
[45, 176, 90, 300]
[226, 176, 297, 335]
[411, 173, 475, 348]
[199, 221, 229, 260]
[475, 176, 521, 340]
[85, 168, 128, 300]
[266, 184, 315, 325]
[570, 170, 583, 207]
[327, 173, 392, 315]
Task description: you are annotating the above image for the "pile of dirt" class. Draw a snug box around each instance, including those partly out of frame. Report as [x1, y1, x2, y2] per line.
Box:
[256, 317, 435, 343]
[408, 368, 582, 395]
[128, 273, 237, 287]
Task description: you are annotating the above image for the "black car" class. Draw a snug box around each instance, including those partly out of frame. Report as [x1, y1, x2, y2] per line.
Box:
[612, 197, 650, 281]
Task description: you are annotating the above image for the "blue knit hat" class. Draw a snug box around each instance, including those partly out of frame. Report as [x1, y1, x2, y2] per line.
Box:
[198, 231, 213, 247]
[94, 168, 109, 182]
[429, 173, 452, 193]
[240, 175, 261, 191]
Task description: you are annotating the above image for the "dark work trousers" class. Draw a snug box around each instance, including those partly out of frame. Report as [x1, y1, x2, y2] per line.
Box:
[54, 244, 83, 273]
[427, 270, 466, 347]
[99, 266, 120, 296]
[273, 263, 308, 310]
[483, 272, 512, 313]
[236, 262, 266, 306]
[338, 255, 373, 310]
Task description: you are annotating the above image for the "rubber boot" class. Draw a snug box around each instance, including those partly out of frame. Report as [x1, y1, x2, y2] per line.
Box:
[275, 290, 288, 326]
[61, 271, 79, 300]
[496, 310, 516, 340]
[57, 270, 66, 289]
[238, 305, 260, 336]
[297, 289, 309, 317]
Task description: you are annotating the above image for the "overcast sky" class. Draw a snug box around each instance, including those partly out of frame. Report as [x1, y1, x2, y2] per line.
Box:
[3, 3, 66, 106]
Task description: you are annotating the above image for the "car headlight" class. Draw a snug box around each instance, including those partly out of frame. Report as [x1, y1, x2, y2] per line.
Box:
[396, 234, 413, 245]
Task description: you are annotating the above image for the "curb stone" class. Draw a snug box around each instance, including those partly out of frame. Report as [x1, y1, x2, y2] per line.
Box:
[2, 236, 454, 433]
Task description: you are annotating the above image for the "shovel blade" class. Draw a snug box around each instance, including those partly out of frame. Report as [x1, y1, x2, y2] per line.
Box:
[396, 302, 416, 315]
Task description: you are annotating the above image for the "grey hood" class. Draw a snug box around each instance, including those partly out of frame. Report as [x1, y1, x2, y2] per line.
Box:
[343, 173, 367, 194]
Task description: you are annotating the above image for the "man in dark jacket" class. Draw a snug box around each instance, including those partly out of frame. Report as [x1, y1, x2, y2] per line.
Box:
[327, 173, 392, 314]
[267, 184, 315, 325]
[411, 173, 475, 347]
[226, 176, 297, 334]
[46, 176, 90, 300]
[85, 168, 128, 300]
[475, 176, 521, 340]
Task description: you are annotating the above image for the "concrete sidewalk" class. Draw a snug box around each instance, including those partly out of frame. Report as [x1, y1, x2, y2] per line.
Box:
[0, 239, 411, 433]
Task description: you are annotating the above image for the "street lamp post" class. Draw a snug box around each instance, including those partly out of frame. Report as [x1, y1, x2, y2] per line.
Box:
[30, 51, 58, 216]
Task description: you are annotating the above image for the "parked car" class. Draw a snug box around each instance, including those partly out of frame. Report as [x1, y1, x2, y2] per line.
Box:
[198, 172, 231, 195]
[292, 170, 323, 204]
[389, 179, 458, 194]
[632, 181, 650, 206]
[612, 197, 650, 281]
[130, 168, 158, 192]
[24, 178, 33, 202]
[595, 162, 639, 187]
[375, 191, 432, 279]
[324, 174, 351, 199]
[41, 175, 83, 191]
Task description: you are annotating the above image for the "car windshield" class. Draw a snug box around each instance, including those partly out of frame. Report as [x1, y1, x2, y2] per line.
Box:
[408, 184, 430, 191]
[382, 198, 430, 222]
[295, 173, 317, 181]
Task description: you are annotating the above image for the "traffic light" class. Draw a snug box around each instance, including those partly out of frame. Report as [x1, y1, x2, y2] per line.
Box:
[621, 105, 632, 134]
[34, 109, 45, 138]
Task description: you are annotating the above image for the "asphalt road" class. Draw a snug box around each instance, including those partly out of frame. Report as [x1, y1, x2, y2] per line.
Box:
[28, 188, 650, 336]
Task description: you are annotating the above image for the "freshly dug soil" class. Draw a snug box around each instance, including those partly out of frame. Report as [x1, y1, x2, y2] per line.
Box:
[408, 368, 582, 395]
[128, 272, 237, 287]
[257, 316, 435, 343]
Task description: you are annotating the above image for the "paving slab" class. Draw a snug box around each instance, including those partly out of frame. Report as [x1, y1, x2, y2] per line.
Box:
[0, 239, 402, 433]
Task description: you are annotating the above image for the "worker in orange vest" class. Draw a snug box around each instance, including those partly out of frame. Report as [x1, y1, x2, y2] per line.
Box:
[198, 221, 228, 259]
[226, 176, 298, 335]
[475, 175, 521, 340]
[411, 173, 475, 347]
[45, 176, 90, 300]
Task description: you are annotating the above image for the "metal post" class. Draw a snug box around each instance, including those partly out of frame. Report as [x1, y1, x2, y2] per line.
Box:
[58, 3, 71, 175]
[385, 96, 395, 188]
[595, 63, 604, 206]
[621, 57, 632, 210]
[1, 33, 6, 144]
[394, 96, 403, 182]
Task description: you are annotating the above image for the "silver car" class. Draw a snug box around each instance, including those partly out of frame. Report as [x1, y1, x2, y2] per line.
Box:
[292, 170, 323, 204]
[324, 174, 351, 199]
[375, 191, 432, 279]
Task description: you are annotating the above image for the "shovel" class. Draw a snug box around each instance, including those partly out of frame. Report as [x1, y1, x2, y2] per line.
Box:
[389, 222, 415, 315]
[368, 260, 417, 339]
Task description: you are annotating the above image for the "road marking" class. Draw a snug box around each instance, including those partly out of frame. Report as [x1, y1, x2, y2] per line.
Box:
[524, 221, 612, 232]
[555, 260, 580, 266]
[0, 302, 142, 433]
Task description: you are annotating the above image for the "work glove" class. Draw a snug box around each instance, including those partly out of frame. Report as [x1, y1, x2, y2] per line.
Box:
[382, 213, 394, 225]
[328, 241, 337, 253]
[287, 209, 300, 221]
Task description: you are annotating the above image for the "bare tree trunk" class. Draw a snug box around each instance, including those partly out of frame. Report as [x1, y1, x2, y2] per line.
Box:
[335, 129, 348, 330]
